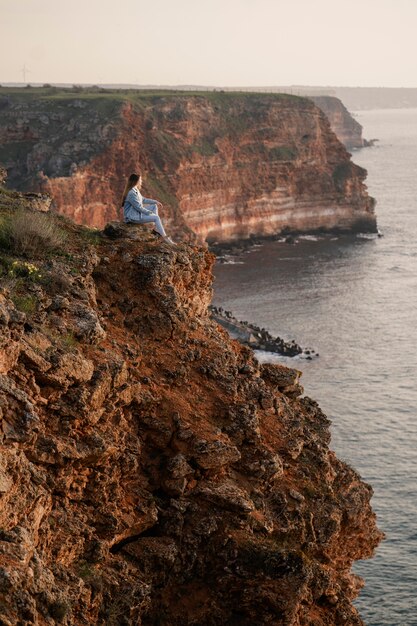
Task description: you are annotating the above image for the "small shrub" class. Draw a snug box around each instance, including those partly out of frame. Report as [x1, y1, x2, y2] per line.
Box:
[77, 561, 94, 579]
[268, 146, 298, 161]
[192, 139, 218, 156]
[167, 104, 187, 121]
[0, 253, 12, 274]
[76, 560, 102, 591]
[0, 210, 66, 257]
[42, 268, 72, 294]
[11, 294, 38, 314]
[60, 332, 78, 350]
[49, 599, 70, 621]
[8, 260, 42, 281]
[80, 227, 102, 245]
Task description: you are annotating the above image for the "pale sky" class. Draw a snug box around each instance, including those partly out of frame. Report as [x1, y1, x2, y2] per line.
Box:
[1, 0, 416, 87]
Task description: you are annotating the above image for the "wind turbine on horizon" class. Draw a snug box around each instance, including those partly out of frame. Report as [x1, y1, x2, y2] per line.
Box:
[22, 63, 31, 84]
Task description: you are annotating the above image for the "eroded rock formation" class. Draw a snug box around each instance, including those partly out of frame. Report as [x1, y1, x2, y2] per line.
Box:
[0, 195, 383, 625]
[0, 89, 376, 242]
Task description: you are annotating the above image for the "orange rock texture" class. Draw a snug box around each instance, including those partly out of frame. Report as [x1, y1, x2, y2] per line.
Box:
[0, 196, 383, 625]
[0, 89, 376, 242]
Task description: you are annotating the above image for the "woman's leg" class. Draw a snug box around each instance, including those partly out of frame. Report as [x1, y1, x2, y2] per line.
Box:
[143, 202, 158, 215]
[136, 214, 167, 237]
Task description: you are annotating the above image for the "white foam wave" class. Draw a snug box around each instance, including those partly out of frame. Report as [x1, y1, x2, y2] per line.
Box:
[357, 232, 379, 240]
[298, 235, 320, 242]
[220, 259, 245, 265]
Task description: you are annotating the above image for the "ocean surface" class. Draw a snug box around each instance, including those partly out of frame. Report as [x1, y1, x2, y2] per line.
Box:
[212, 108, 417, 626]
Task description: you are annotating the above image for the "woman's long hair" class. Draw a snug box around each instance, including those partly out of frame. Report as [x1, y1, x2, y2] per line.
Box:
[121, 173, 140, 208]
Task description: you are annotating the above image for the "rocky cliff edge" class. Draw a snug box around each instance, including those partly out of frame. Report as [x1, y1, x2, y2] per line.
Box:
[0, 193, 382, 625]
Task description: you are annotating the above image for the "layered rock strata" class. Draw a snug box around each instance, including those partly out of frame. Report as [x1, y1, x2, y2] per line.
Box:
[0, 88, 376, 242]
[0, 197, 383, 625]
[310, 97, 365, 150]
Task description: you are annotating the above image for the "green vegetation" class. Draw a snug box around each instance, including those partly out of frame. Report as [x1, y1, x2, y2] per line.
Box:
[48, 600, 70, 621]
[0, 84, 308, 107]
[75, 560, 103, 593]
[332, 162, 353, 189]
[11, 294, 38, 314]
[79, 226, 102, 245]
[3, 260, 51, 320]
[192, 138, 219, 156]
[60, 332, 79, 350]
[146, 175, 178, 208]
[0, 186, 16, 198]
[77, 561, 95, 580]
[268, 146, 298, 161]
[0, 187, 40, 213]
[7, 260, 43, 281]
[151, 126, 187, 168]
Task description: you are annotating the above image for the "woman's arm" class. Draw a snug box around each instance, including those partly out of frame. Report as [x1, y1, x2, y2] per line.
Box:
[126, 190, 153, 215]
[142, 196, 162, 205]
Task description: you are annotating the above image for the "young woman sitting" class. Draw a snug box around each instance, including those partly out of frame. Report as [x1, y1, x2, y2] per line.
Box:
[121, 172, 176, 245]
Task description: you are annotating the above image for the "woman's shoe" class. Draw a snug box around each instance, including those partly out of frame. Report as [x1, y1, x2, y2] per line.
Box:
[163, 236, 177, 246]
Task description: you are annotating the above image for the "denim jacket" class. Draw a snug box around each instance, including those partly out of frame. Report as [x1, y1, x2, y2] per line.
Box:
[123, 187, 157, 222]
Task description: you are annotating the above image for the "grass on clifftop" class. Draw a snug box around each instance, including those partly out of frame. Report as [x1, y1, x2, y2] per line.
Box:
[0, 85, 308, 108]
[0, 190, 105, 325]
[0, 209, 66, 257]
[0, 188, 102, 273]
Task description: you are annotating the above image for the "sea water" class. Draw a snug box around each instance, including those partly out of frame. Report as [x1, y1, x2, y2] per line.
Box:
[212, 109, 417, 626]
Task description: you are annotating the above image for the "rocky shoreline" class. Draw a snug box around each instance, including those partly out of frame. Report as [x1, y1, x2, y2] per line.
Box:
[210, 305, 318, 359]
[209, 230, 308, 259]
[209, 223, 383, 259]
[209, 232, 286, 258]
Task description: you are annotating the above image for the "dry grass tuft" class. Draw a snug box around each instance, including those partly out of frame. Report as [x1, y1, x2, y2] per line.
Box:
[0, 209, 66, 257]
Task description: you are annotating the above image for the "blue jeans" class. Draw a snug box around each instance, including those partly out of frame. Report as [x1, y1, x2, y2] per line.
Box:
[126, 204, 167, 237]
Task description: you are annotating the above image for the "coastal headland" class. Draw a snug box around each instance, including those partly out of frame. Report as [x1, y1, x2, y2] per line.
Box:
[0, 185, 383, 625]
[0, 86, 376, 243]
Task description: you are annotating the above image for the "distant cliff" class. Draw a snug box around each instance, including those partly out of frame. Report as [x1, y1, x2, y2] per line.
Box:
[310, 96, 365, 150]
[0, 87, 376, 242]
[0, 189, 382, 625]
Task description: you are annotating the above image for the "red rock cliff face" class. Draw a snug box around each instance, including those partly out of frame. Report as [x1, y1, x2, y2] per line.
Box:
[0, 91, 376, 242]
[0, 198, 383, 625]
